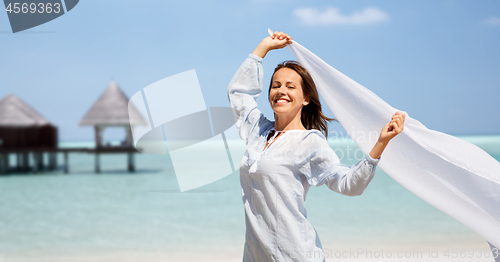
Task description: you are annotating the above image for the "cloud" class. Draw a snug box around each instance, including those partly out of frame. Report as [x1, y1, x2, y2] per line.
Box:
[481, 16, 500, 26]
[293, 7, 389, 26]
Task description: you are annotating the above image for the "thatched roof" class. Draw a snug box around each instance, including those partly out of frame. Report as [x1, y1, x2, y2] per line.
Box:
[0, 94, 53, 127]
[79, 81, 147, 126]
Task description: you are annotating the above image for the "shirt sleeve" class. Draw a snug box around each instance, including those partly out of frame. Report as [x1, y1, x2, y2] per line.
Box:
[227, 54, 266, 143]
[294, 132, 379, 196]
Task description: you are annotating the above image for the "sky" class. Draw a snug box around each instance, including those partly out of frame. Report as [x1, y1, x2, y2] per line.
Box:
[1, 0, 499, 141]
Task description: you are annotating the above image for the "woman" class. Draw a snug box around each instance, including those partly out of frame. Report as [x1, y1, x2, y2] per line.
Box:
[227, 31, 405, 262]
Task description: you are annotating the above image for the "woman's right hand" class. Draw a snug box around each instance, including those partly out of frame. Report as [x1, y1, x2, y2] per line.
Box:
[252, 31, 292, 59]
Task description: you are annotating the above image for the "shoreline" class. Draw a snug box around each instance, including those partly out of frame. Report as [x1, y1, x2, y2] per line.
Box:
[1, 242, 495, 262]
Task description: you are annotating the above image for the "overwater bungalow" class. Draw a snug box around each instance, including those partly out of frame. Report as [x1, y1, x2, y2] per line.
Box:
[0, 94, 57, 173]
[79, 80, 147, 172]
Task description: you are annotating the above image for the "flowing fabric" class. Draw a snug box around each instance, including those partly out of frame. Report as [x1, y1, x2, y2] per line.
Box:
[287, 40, 500, 249]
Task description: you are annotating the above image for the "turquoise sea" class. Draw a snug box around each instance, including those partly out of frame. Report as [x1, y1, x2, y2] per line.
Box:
[0, 135, 499, 261]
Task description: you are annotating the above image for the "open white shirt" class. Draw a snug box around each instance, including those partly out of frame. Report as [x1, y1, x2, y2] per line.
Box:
[228, 54, 380, 262]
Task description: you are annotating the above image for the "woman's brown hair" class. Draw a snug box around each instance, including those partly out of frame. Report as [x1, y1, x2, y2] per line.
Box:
[268, 61, 336, 138]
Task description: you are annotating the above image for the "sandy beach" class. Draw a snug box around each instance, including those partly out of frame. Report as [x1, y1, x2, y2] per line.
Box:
[1, 242, 496, 262]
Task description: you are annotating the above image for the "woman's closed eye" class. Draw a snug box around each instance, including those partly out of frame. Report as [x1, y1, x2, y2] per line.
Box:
[271, 85, 295, 89]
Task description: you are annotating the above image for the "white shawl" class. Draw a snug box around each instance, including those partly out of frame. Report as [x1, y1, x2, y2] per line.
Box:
[286, 39, 500, 249]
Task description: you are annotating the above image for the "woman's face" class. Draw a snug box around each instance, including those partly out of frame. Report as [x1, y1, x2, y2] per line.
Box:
[269, 68, 309, 118]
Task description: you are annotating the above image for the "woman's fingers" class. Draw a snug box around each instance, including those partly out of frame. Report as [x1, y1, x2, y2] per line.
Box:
[379, 112, 406, 143]
[267, 31, 292, 50]
[391, 111, 405, 132]
[392, 114, 403, 121]
[273, 31, 292, 41]
[255, 30, 292, 58]
[391, 119, 404, 134]
[393, 121, 401, 133]
[392, 116, 403, 128]
[395, 112, 405, 132]
[389, 121, 398, 132]
[388, 118, 405, 134]
[394, 111, 406, 123]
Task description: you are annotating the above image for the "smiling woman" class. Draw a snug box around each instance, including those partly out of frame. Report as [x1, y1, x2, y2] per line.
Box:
[268, 61, 333, 137]
[227, 31, 406, 262]
[270, 67, 307, 120]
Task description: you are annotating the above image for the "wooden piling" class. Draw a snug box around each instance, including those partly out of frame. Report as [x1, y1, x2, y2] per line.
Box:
[48, 152, 57, 171]
[6, 153, 10, 173]
[21, 153, 29, 170]
[127, 152, 135, 172]
[16, 153, 21, 170]
[32, 152, 38, 174]
[37, 152, 44, 170]
[0, 153, 6, 173]
[95, 152, 100, 173]
[64, 151, 69, 174]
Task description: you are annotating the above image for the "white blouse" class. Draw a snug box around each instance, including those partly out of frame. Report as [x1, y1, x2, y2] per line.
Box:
[228, 54, 380, 262]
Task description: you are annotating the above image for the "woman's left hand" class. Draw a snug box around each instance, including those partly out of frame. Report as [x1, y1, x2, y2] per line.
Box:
[378, 111, 406, 143]
[369, 111, 406, 159]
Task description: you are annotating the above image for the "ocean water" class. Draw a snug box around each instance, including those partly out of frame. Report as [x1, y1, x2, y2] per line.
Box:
[0, 135, 499, 261]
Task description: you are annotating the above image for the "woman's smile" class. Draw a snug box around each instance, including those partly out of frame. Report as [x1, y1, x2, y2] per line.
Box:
[274, 98, 290, 105]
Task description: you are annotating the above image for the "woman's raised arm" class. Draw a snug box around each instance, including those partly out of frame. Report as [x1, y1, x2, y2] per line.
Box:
[227, 31, 292, 142]
[251, 31, 292, 59]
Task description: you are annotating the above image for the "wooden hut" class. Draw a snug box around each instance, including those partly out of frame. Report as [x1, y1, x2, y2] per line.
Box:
[0, 94, 58, 173]
[79, 80, 147, 173]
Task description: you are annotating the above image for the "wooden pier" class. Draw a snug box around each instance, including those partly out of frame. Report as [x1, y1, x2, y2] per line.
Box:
[0, 147, 138, 174]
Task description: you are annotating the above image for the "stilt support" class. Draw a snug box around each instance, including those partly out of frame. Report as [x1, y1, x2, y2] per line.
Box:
[64, 151, 69, 174]
[95, 152, 100, 173]
[128, 152, 135, 172]
[48, 152, 57, 171]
